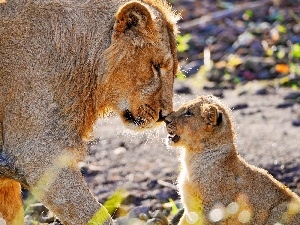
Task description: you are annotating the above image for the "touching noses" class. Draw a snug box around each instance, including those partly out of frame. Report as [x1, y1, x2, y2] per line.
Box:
[157, 102, 173, 122]
[157, 110, 166, 122]
[164, 114, 173, 124]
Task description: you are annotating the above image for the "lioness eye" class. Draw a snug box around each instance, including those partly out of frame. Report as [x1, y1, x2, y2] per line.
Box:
[184, 109, 193, 116]
[153, 63, 161, 76]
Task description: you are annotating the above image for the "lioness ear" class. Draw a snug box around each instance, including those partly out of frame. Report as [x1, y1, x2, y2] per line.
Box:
[114, 1, 155, 37]
[201, 104, 222, 132]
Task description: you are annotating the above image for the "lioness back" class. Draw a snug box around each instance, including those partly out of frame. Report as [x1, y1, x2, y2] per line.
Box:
[0, 0, 179, 224]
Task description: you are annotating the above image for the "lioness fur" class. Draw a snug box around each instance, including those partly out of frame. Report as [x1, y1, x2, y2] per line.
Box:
[165, 95, 300, 225]
[0, 0, 179, 224]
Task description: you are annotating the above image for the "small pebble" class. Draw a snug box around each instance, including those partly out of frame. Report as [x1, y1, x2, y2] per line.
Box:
[292, 119, 300, 127]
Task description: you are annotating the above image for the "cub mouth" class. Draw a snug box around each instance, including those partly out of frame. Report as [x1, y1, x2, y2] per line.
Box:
[168, 134, 180, 143]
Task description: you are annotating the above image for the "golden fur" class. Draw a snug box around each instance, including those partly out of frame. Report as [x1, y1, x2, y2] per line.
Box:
[0, 178, 24, 225]
[165, 95, 300, 225]
[0, 0, 179, 224]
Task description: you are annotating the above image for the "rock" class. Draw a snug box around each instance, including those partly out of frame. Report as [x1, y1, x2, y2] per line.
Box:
[181, 60, 203, 77]
[256, 70, 271, 80]
[241, 70, 256, 81]
[27, 203, 49, 215]
[115, 206, 150, 225]
[39, 216, 56, 224]
[147, 180, 158, 189]
[211, 90, 224, 98]
[115, 207, 171, 225]
[284, 92, 300, 101]
[171, 208, 184, 225]
[292, 119, 300, 127]
[24, 203, 61, 225]
[293, 24, 300, 34]
[255, 88, 269, 95]
[217, 30, 237, 44]
[154, 188, 178, 201]
[276, 102, 294, 109]
[290, 35, 300, 44]
[122, 194, 143, 206]
[127, 206, 151, 219]
[233, 32, 255, 49]
[175, 86, 192, 95]
[250, 40, 265, 56]
[231, 103, 249, 110]
[84, 164, 103, 176]
[146, 211, 169, 225]
[113, 147, 127, 155]
[249, 22, 271, 34]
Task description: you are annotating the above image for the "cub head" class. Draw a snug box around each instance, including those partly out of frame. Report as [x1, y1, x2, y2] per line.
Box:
[165, 95, 235, 149]
[103, 0, 179, 130]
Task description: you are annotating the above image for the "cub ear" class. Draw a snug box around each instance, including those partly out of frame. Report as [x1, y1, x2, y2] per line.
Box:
[114, 1, 155, 37]
[201, 104, 222, 132]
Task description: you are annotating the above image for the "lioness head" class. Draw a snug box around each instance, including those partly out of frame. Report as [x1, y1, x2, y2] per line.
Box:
[165, 95, 235, 149]
[103, 0, 179, 130]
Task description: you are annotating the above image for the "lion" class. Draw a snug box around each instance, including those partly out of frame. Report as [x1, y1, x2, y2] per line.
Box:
[165, 95, 300, 225]
[0, 0, 179, 224]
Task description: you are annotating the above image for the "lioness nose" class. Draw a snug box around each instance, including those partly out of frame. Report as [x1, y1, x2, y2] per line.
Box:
[157, 110, 166, 122]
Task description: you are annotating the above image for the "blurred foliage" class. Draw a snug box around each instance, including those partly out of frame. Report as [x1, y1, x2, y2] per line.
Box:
[243, 9, 254, 20]
[167, 198, 179, 216]
[291, 44, 300, 59]
[104, 189, 128, 216]
[175, 0, 300, 89]
[176, 70, 187, 80]
[268, 9, 285, 22]
[177, 33, 191, 53]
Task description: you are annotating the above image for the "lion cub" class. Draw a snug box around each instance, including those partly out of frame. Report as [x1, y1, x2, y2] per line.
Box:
[165, 95, 300, 225]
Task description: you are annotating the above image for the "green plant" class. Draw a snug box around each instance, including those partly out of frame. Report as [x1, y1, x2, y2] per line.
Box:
[176, 70, 187, 80]
[88, 189, 128, 225]
[163, 198, 179, 216]
[243, 9, 253, 20]
[103, 189, 128, 215]
[290, 43, 300, 59]
[177, 33, 191, 53]
[169, 198, 179, 216]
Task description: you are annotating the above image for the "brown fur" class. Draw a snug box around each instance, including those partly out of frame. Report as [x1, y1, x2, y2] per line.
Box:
[0, 178, 24, 225]
[165, 95, 300, 225]
[0, 0, 179, 224]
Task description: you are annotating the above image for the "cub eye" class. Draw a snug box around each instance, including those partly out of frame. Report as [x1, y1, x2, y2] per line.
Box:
[184, 109, 193, 117]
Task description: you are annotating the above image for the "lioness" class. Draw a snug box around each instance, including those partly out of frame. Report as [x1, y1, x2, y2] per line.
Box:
[0, 0, 179, 224]
[165, 95, 300, 225]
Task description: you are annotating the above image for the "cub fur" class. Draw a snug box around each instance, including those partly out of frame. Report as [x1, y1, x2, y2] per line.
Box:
[0, 0, 179, 224]
[165, 95, 300, 225]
